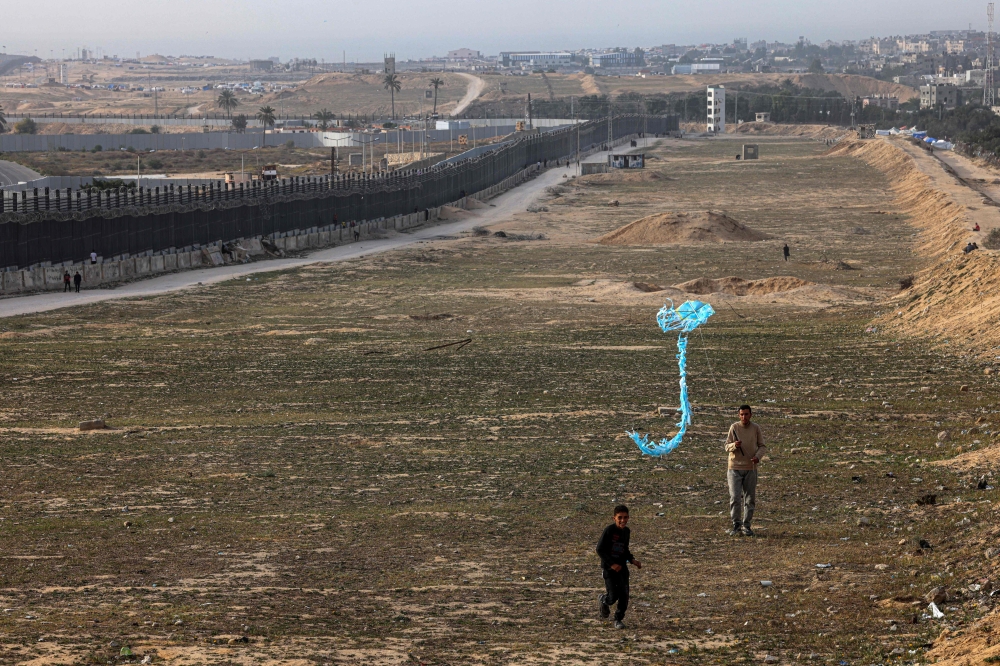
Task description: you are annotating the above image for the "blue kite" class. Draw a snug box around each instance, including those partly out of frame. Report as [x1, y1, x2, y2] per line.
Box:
[628, 300, 715, 456]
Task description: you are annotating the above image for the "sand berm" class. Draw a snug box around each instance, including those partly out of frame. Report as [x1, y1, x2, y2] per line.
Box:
[831, 136, 1000, 665]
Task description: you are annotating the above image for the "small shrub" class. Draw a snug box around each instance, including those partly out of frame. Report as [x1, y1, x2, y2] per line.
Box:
[14, 117, 37, 134]
[899, 275, 914, 291]
[984, 228, 1000, 250]
[285, 140, 295, 149]
[91, 144, 103, 153]
[129, 127, 150, 134]
[125, 146, 136, 153]
[196, 150, 206, 159]
[471, 226, 490, 236]
[146, 158, 164, 170]
[150, 125, 161, 134]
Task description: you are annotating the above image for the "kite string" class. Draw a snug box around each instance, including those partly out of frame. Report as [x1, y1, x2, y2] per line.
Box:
[697, 326, 723, 406]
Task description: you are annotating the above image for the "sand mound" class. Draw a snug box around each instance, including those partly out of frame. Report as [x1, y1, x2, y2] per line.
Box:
[597, 211, 768, 245]
[675, 276, 811, 296]
[926, 609, 1000, 665]
[578, 171, 664, 185]
[437, 206, 476, 221]
[731, 123, 851, 139]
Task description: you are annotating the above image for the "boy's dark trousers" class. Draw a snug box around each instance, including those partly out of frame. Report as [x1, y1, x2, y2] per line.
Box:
[602, 567, 629, 621]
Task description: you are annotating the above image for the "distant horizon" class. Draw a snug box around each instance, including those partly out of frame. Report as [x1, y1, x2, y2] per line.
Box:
[0, 0, 987, 63]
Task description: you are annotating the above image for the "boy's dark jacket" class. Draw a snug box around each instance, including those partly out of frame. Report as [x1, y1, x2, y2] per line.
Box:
[596, 524, 634, 571]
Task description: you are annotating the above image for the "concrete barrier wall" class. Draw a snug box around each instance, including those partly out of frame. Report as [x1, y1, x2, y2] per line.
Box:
[0, 161, 546, 298]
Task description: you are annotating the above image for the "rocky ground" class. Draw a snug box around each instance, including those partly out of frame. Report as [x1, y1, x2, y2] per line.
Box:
[0, 136, 996, 665]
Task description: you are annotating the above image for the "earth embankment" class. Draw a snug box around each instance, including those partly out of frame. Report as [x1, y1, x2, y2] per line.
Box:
[832, 138, 1000, 355]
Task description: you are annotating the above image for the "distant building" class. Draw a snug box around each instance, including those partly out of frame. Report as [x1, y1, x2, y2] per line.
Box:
[500, 52, 572, 68]
[861, 94, 899, 110]
[250, 59, 273, 71]
[446, 48, 481, 60]
[755, 112, 771, 122]
[919, 83, 961, 109]
[384, 53, 395, 75]
[590, 49, 644, 68]
[708, 86, 725, 133]
[672, 63, 721, 75]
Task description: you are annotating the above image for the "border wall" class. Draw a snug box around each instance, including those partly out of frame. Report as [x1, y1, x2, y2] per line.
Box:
[0, 114, 675, 275]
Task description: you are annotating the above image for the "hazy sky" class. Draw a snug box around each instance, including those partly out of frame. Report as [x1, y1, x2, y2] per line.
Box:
[2, 0, 990, 62]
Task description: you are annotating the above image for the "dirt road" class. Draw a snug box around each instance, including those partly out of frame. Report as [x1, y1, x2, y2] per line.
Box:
[894, 139, 996, 243]
[0, 159, 593, 319]
[451, 73, 485, 116]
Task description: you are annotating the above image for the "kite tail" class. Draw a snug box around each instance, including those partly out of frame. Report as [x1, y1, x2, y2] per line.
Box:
[627, 334, 693, 457]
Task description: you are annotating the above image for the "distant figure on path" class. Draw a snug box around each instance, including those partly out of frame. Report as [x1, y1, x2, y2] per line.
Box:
[90, 250, 98, 265]
[63, 271, 72, 292]
[782, 244, 790, 262]
[974, 223, 980, 231]
[73, 271, 82, 293]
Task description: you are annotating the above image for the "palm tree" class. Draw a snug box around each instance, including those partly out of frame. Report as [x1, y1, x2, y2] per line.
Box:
[430, 77, 444, 115]
[383, 73, 401, 119]
[256, 105, 276, 147]
[0, 104, 6, 134]
[313, 108, 335, 131]
[216, 89, 239, 118]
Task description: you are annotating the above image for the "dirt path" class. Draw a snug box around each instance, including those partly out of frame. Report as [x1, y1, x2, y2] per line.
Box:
[0, 157, 605, 319]
[894, 140, 995, 243]
[450, 73, 485, 117]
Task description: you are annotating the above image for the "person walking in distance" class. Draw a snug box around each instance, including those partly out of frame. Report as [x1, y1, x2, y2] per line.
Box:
[725, 405, 766, 536]
[782, 244, 790, 262]
[90, 250, 98, 265]
[63, 270, 72, 293]
[73, 271, 82, 293]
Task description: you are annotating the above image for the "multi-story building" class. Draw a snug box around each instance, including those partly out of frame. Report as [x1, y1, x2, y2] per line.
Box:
[861, 94, 899, 109]
[707, 86, 725, 133]
[919, 83, 961, 109]
[590, 49, 644, 68]
[672, 63, 721, 75]
[446, 48, 481, 61]
[499, 52, 572, 68]
[896, 39, 931, 53]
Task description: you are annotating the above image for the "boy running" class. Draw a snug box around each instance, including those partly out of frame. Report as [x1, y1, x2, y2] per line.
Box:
[596, 504, 642, 629]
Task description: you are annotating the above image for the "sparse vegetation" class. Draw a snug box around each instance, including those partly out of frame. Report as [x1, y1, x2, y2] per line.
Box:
[984, 228, 1000, 249]
[14, 117, 37, 134]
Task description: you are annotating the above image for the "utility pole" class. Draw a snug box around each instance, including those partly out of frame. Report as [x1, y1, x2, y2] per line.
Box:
[527, 93, 533, 130]
[988, 2, 995, 108]
[607, 98, 613, 147]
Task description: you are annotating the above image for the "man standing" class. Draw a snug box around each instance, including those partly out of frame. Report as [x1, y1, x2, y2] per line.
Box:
[782, 244, 790, 262]
[725, 405, 766, 537]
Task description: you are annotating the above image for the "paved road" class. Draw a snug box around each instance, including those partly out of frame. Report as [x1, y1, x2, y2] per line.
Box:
[0, 159, 42, 186]
[0, 155, 603, 319]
